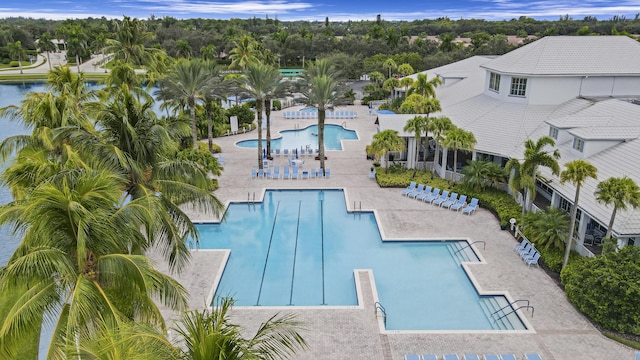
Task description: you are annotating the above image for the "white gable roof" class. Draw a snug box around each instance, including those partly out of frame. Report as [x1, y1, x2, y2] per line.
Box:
[481, 36, 640, 76]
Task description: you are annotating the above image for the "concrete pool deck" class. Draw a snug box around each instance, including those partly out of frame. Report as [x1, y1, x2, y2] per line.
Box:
[157, 104, 635, 360]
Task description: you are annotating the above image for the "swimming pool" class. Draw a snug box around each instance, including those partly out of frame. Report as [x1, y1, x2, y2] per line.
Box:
[235, 124, 357, 151]
[196, 190, 526, 331]
[299, 107, 317, 112]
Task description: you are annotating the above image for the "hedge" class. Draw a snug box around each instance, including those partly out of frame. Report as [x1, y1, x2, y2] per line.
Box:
[561, 246, 640, 335]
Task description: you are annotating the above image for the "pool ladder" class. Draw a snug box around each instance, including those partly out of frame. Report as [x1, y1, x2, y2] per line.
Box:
[353, 200, 362, 213]
[453, 240, 486, 254]
[341, 121, 347, 128]
[248, 192, 256, 205]
[491, 299, 534, 324]
[374, 301, 387, 326]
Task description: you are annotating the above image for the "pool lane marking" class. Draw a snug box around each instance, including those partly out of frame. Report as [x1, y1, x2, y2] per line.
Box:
[288, 201, 302, 305]
[256, 201, 280, 306]
[321, 192, 326, 305]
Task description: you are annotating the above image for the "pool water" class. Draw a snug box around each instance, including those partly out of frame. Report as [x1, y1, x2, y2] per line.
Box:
[235, 124, 357, 151]
[197, 190, 526, 331]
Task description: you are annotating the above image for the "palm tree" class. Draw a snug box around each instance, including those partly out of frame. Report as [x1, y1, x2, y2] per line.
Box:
[157, 59, 212, 149]
[403, 115, 428, 174]
[505, 136, 560, 213]
[442, 126, 476, 182]
[428, 116, 453, 174]
[382, 58, 397, 79]
[229, 35, 260, 70]
[400, 77, 414, 95]
[397, 63, 414, 77]
[521, 206, 570, 250]
[7, 40, 27, 74]
[175, 39, 192, 59]
[175, 297, 308, 360]
[103, 15, 159, 67]
[408, 73, 442, 98]
[38, 32, 57, 71]
[560, 159, 598, 267]
[595, 176, 640, 240]
[242, 62, 282, 168]
[200, 44, 217, 61]
[369, 71, 384, 85]
[0, 168, 188, 357]
[383, 77, 399, 99]
[460, 160, 506, 191]
[89, 85, 222, 271]
[301, 59, 348, 171]
[368, 129, 405, 173]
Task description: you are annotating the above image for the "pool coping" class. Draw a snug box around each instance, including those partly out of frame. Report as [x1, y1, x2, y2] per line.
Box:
[194, 187, 536, 334]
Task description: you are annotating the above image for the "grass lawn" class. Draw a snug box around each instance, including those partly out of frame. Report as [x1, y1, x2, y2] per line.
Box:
[0, 285, 41, 359]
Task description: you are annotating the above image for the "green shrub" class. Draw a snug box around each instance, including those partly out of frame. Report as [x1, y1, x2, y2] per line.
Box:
[9, 61, 19, 67]
[561, 246, 640, 335]
[272, 100, 282, 110]
[226, 105, 254, 126]
[535, 245, 580, 273]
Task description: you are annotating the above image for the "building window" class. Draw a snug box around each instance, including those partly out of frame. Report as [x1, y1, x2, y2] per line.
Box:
[510, 77, 527, 97]
[549, 127, 559, 140]
[489, 72, 501, 92]
[573, 137, 584, 152]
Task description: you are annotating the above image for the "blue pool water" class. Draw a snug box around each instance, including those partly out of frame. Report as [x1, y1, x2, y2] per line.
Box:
[197, 190, 526, 331]
[299, 107, 317, 112]
[235, 124, 357, 151]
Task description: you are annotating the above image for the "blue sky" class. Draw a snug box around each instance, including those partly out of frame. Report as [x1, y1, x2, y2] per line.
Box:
[2, 0, 640, 21]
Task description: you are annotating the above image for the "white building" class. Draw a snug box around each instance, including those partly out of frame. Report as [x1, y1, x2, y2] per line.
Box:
[378, 36, 640, 255]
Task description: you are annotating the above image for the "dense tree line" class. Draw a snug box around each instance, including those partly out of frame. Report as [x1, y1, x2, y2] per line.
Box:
[1, 15, 640, 76]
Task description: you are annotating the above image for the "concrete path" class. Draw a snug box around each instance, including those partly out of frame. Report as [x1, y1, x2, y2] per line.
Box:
[156, 105, 635, 360]
[0, 51, 110, 75]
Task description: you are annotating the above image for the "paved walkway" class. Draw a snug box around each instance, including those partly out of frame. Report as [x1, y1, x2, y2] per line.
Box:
[0, 51, 110, 75]
[156, 105, 635, 360]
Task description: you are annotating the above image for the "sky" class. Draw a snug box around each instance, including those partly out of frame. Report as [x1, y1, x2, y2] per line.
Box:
[2, 0, 640, 21]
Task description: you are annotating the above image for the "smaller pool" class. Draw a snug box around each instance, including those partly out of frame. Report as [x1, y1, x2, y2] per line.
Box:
[299, 107, 318, 113]
[236, 124, 357, 150]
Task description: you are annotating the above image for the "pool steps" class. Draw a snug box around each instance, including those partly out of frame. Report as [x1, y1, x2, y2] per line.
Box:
[446, 241, 526, 331]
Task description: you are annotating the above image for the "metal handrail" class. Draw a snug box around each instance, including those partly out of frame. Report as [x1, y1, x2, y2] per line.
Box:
[374, 301, 387, 326]
[494, 305, 534, 323]
[453, 240, 486, 254]
[491, 299, 530, 317]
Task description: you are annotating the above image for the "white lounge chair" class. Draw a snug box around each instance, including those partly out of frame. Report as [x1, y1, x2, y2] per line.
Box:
[462, 198, 479, 215]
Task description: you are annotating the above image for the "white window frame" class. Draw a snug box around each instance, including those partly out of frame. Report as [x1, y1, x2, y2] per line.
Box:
[549, 127, 559, 140]
[489, 72, 501, 92]
[573, 137, 584, 152]
[509, 77, 527, 97]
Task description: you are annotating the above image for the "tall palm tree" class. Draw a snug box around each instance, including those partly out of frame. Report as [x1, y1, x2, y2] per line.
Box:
[229, 35, 260, 70]
[157, 59, 212, 149]
[7, 40, 27, 74]
[560, 159, 597, 267]
[301, 59, 348, 171]
[60, 24, 88, 73]
[595, 176, 640, 240]
[38, 32, 57, 71]
[175, 297, 308, 360]
[242, 62, 282, 168]
[442, 126, 476, 182]
[383, 77, 399, 99]
[368, 129, 405, 173]
[428, 116, 453, 174]
[408, 73, 442, 98]
[89, 84, 222, 271]
[0, 168, 188, 358]
[403, 115, 428, 174]
[103, 15, 159, 67]
[382, 58, 397, 79]
[505, 136, 560, 213]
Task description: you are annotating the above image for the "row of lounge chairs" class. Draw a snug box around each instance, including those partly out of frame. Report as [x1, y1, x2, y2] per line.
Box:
[273, 148, 318, 158]
[514, 239, 541, 267]
[401, 182, 479, 215]
[282, 110, 357, 119]
[251, 166, 331, 179]
[405, 354, 542, 360]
